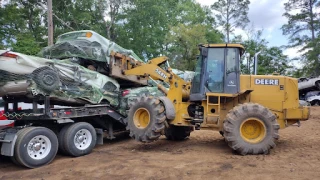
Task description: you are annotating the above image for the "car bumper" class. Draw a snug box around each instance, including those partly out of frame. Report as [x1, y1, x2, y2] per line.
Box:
[0, 80, 30, 97]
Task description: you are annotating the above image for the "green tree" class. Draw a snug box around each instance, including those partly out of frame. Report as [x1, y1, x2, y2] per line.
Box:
[238, 29, 267, 74]
[282, 0, 320, 46]
[238, 27, 291, 75]
[100, 0, 129, 40]
[0, 3, 25, 48]
[11, 32, 41, 55]
[0, 1, 46, 54]
[211, 0, 250, 43]
[165, 24, 212, 70]
[115, 0, 220, 60]
[300, 35, 320, 76]
[281, 0, 320, 75]
[52, 0, 107, 39]
[258, 47, 292, 75]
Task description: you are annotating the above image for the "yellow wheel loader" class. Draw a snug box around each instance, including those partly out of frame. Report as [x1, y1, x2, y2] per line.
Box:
[111, 44, 310, 155]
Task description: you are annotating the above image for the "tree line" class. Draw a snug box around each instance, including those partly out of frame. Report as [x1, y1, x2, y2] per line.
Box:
[0, 0, 319, 77]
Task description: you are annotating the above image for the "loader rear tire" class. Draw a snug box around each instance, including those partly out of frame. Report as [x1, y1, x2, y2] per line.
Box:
[223, 103, 280, 155]
[127, 96, 166, 142]
[165, 125, 192, 141]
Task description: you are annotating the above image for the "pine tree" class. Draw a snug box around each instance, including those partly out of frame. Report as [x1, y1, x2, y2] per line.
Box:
[211, 0, 250, 43]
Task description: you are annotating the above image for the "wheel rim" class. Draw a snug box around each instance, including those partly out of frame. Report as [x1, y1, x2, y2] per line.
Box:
[43, 74, 55, 86]
[27, 135, 51, 160]
[240, 118, 266, 144]
[133, 108, 150, 129]
[74, 129, 92, 150]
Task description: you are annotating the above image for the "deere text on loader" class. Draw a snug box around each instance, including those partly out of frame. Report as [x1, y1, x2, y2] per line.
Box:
[119, 44, 310, 155]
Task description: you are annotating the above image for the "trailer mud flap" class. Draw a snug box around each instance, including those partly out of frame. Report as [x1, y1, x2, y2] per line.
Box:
[1, 131, 17, 157]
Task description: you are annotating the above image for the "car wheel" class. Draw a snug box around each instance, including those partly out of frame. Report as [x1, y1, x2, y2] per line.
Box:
[32, 67, 60, 93]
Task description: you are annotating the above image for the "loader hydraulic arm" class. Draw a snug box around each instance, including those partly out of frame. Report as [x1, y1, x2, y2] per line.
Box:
[124, 57, 172, 82]
[109, 51, 191, 100]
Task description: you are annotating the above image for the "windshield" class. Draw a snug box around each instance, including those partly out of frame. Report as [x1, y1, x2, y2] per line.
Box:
[56, 32, 90, 43]
[206, 48, 225, 92]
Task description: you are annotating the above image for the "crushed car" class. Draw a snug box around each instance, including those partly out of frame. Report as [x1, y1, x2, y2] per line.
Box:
[0, 30, 166, 116]
[303, 91, 320, 106]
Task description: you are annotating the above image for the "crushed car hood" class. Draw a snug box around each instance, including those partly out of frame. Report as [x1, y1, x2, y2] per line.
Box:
[38, 30, 143, 64]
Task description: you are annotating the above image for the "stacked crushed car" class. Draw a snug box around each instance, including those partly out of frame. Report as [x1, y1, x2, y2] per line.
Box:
[298, 76, 320, 106]
[0, 30, 175, 115]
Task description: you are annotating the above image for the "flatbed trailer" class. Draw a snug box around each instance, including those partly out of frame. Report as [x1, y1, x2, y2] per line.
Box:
[0, 96, 128, 168]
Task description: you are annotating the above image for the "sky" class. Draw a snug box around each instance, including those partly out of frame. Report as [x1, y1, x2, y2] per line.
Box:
[195, 0, 303, 60]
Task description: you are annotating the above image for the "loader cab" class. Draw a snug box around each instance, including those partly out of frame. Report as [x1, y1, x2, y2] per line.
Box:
[190, 44, 245, 101]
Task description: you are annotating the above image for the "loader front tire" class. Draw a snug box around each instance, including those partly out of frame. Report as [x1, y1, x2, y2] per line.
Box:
[127, 96, 166, 142]
[223, 103, 280, 155]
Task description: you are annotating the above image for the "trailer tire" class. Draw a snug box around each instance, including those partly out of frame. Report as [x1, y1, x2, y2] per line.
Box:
[58, 124, 73, 155]
[127, 96, 166, 143]
[165, 125, 192, 141]
[10, 128, 29, 166]
[223, 103, 280, 155]
[63, 122, 97, 157]
[13, 127, 58, 168]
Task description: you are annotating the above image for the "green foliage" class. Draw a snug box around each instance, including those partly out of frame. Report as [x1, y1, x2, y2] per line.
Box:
[281, 0, 319, 46]
[238, 29, 292, 75]
[0, 0, 304, 76]
[11, 33, 41, 55]
[165, 24, 207, 70]
[282, 0, 320, 76]
[211, 0, 250, 43]
[115, 0, 179, 59]
[0, 1, 46, 54]
[0, 3, 26, 48]
[258, 47, 292, 75]
[115, 0, 222, 62]
[300, 35, 320, 76]
[52, 0, 107, 39]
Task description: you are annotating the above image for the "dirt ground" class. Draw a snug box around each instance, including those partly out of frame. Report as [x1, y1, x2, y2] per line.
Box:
[1, 107, 320, 180]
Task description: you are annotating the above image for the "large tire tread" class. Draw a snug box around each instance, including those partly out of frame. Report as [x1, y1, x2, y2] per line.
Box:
[223, 103, 280, 155]
[127, 96, 166, 143]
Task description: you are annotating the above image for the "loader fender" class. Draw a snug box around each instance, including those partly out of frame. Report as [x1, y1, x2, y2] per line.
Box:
[158, 96, 175, 120]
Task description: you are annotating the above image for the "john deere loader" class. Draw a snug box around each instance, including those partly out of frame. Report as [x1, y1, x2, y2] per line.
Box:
[123, 44, 309, 155]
